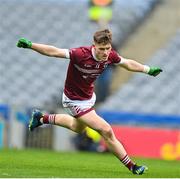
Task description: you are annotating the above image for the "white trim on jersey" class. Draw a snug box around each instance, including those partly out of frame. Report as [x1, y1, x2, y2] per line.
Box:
[63, 49, 70, 58]
[114, 56, 127, 65]
[91, 47, 100, 61]
[74, 64, 101, 74]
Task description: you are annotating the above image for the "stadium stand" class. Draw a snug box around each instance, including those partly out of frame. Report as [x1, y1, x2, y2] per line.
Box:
[99, 30, 180, 127]
[0, 0, 158, 108]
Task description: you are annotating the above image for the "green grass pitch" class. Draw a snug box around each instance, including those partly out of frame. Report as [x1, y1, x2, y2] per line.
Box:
[0, 149, 180, 178]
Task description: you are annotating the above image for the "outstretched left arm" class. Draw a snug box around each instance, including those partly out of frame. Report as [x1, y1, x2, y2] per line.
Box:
[119, 57, 162, 77]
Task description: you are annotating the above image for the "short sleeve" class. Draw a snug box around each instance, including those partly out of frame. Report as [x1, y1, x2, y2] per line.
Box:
[69, 48, 82, 63]
[61, 49, 70, 58]
[110, 50, 121, 65]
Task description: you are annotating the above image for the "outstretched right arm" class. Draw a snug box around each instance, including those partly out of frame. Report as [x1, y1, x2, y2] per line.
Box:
[16, 38, 69, 59]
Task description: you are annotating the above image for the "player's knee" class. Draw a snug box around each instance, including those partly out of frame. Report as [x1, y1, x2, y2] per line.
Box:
[74, 127, 86, 134]
[71, 123, 79, 132]
[99, 124, 113, 139]
[71, 123, 85, 134]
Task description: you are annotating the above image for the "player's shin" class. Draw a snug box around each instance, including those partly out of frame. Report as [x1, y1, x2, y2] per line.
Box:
[103, 133, 135, 171]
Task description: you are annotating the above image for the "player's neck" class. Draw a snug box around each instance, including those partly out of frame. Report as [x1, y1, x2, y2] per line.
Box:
[91, 47, 101, 62]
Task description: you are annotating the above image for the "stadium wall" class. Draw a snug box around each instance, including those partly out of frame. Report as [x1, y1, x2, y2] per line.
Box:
[110, 125, 180, 160]
[0, 104, 76, 151]
[1, 104, 180, 160]
[98, 110, 180, 160]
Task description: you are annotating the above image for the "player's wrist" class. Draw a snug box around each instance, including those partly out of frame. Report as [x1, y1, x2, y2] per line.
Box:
[143, 65, 150, 74]
[25, 39, 32, 48]
[28, 41, 32, 48]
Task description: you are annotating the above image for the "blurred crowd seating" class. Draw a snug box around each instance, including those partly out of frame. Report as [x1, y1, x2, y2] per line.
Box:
[0, 0, 157, 108]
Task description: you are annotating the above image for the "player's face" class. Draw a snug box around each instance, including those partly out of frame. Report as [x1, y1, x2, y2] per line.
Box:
[94, 43, 112, 61]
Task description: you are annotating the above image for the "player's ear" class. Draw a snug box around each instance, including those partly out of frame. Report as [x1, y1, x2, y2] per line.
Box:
[93, 43, 96, 50]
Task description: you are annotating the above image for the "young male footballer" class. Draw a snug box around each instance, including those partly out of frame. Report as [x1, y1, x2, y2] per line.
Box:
[17, 29, 162, 175]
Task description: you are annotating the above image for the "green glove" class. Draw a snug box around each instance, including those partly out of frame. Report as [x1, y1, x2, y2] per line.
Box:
[17, 38, 32, 48]
[148, 67, 162, 77]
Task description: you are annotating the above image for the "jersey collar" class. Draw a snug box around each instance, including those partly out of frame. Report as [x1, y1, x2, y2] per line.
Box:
[91, 47, 100, 62]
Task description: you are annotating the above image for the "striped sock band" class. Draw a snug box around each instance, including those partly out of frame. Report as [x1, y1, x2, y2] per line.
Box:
[42, 114, 56, 124]
[48, 114, 56, 124]
[121, 155, 131, 165]
[121, 154, 135, 170]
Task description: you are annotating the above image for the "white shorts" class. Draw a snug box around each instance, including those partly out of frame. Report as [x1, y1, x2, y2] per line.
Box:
[62, 92, 96, 117]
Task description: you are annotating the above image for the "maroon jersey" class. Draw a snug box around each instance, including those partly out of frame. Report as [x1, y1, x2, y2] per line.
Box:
[64, 46, 121, 100]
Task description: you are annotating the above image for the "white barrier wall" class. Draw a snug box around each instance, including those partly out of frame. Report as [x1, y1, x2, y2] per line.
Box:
[53, 126, 76, 151]
[9, 117, 25, 149]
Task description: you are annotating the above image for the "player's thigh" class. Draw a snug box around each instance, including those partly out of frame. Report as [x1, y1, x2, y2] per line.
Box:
[77, 110, 111, 134]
